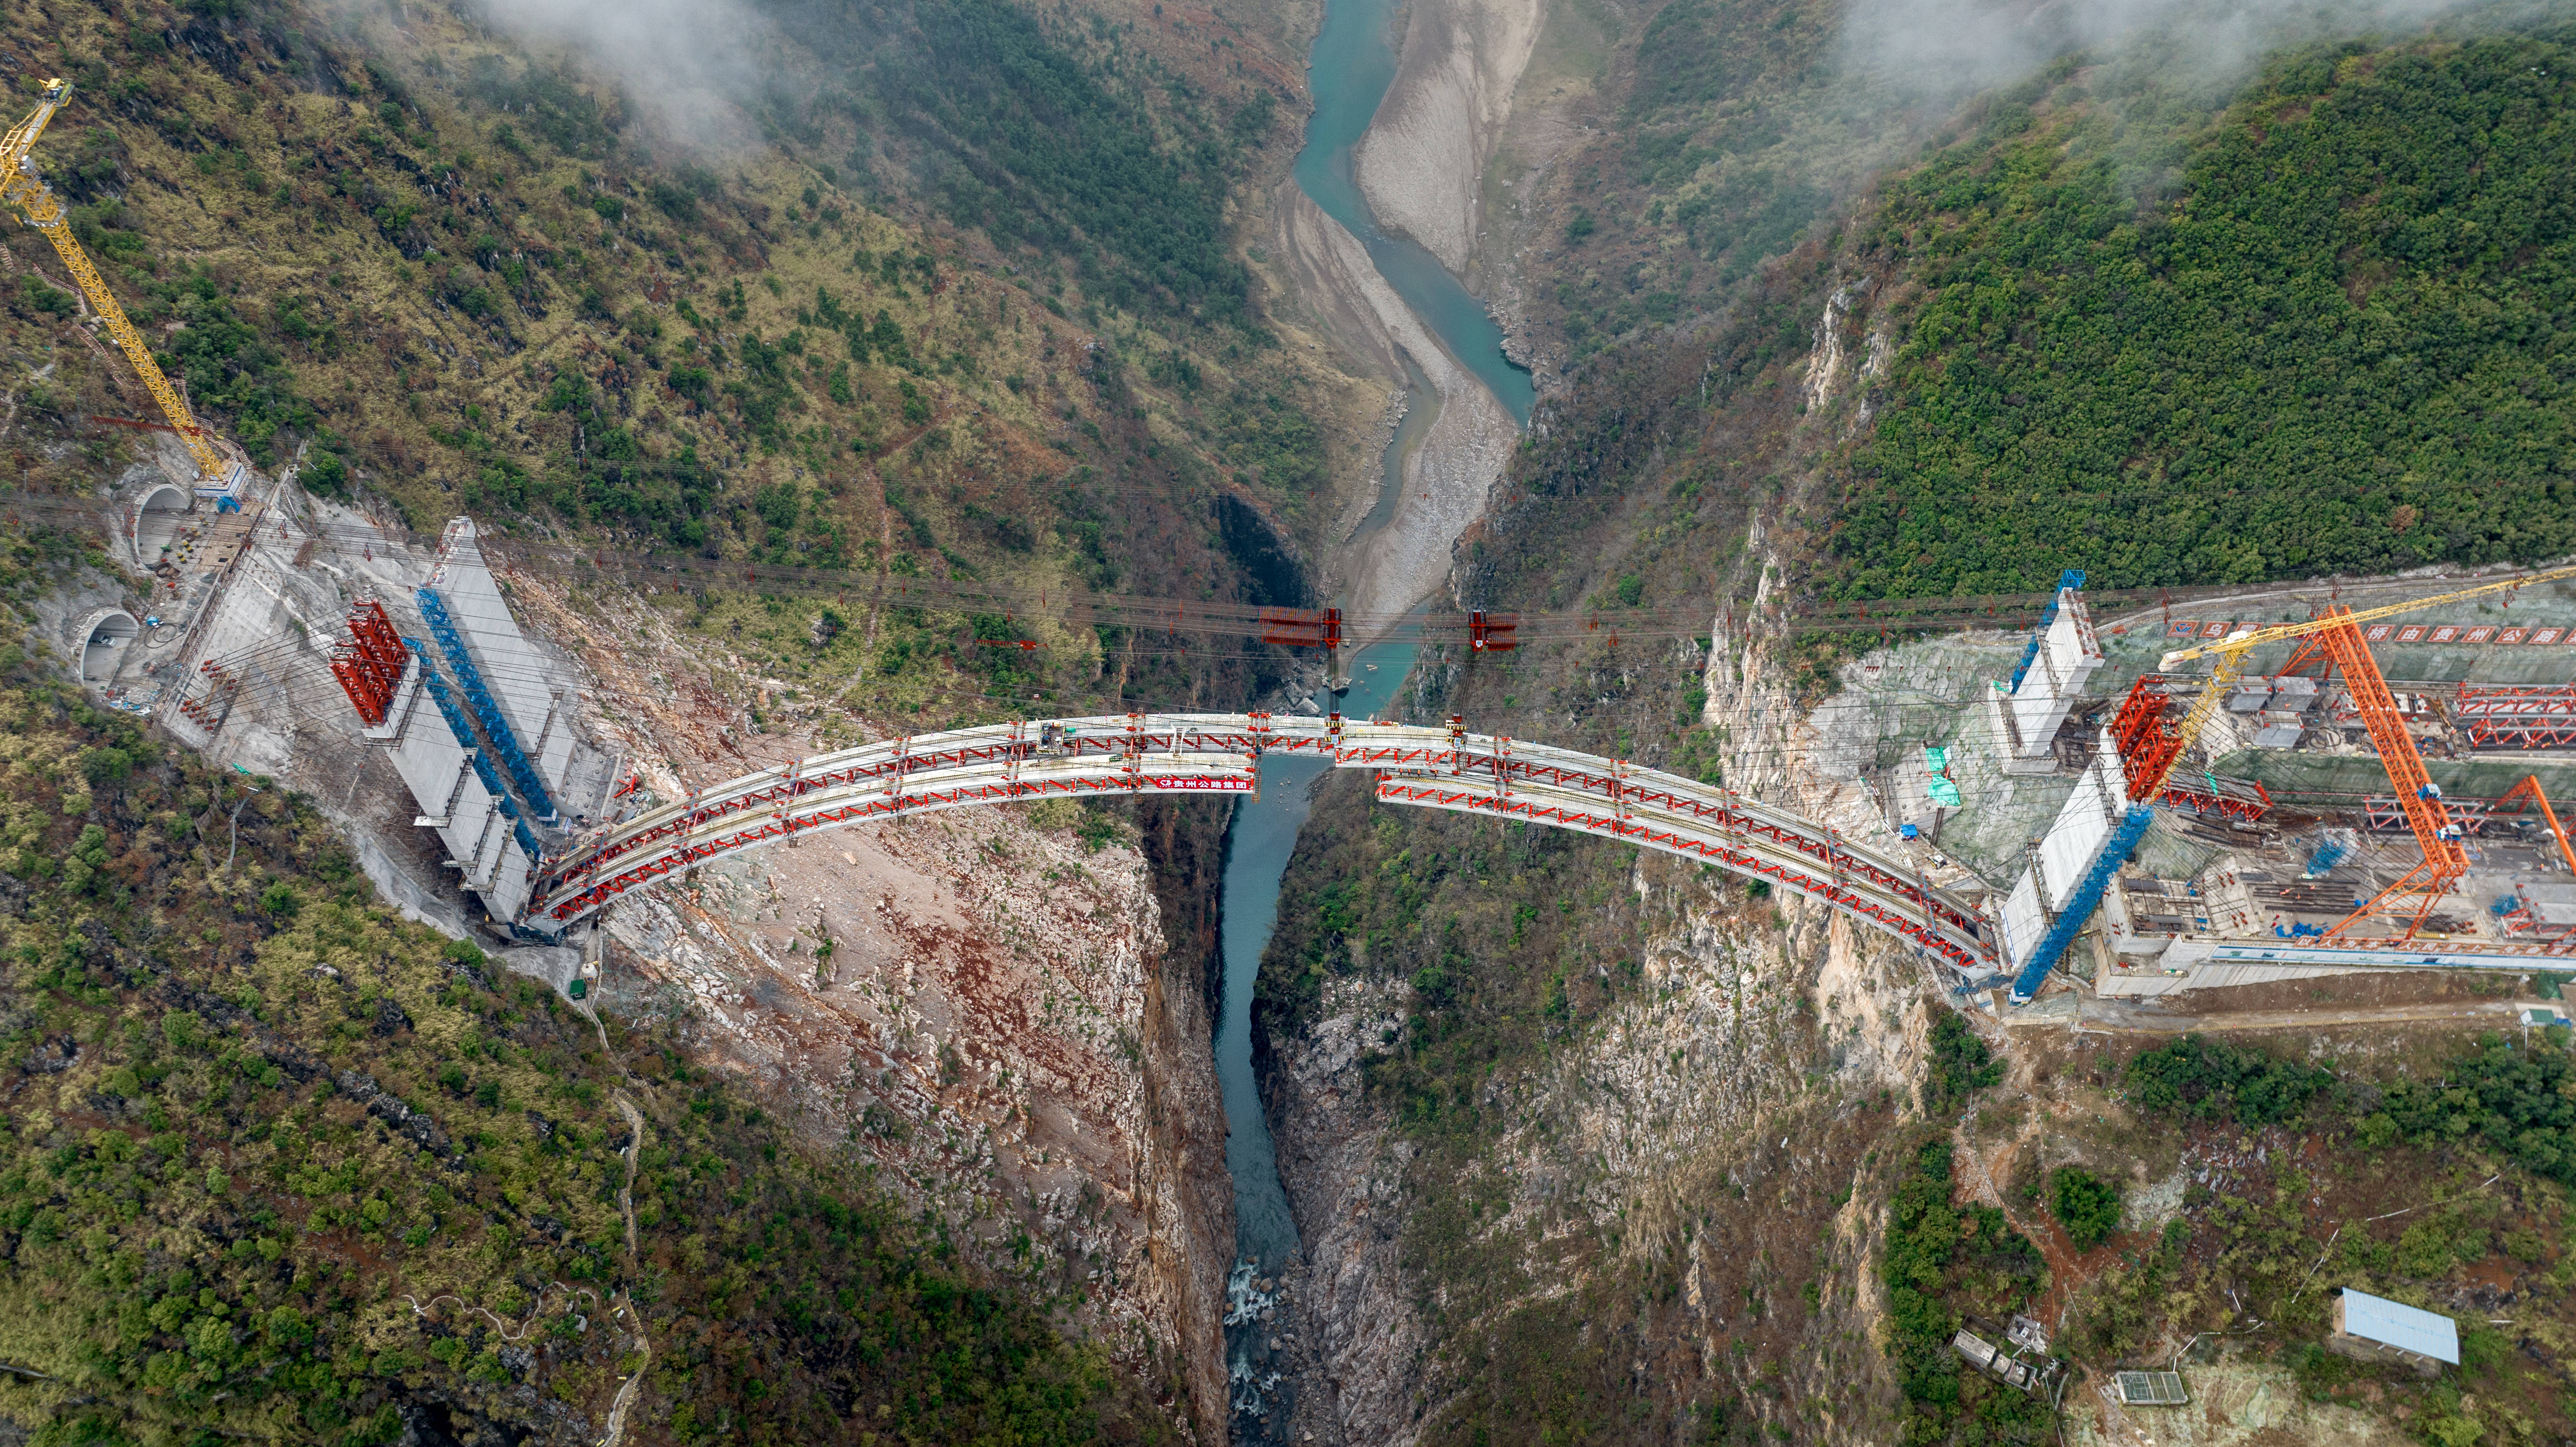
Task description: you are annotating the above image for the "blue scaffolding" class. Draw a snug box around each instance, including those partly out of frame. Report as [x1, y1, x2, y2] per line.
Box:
[2007, 570, 2088, 694]
[408, 646, 518, 824]
[2008, 805, 2153, 1004]
[416, 588, 558, 822]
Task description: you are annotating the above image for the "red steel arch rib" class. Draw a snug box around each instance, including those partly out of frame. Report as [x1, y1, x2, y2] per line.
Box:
[524, 714, 1995, 972]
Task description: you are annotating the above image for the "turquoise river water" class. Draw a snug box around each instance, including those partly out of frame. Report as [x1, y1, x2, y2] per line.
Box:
[1209, 1, 1532, 1429]
[1287, 0, 1537, 425]
[1209, 642, 1411, 1431]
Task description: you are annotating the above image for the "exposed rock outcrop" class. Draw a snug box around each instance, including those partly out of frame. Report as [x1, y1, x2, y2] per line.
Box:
[511, 573, 1241, 1441]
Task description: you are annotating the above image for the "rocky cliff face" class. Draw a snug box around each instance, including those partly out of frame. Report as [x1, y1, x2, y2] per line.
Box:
[1259, 532, 1952, 1442]
[1264, 857, 1938, 1443]
[515, 572, 1238, 1440]
[1262, 971, 1425, 1447]
[593, 809, 1236, 1435]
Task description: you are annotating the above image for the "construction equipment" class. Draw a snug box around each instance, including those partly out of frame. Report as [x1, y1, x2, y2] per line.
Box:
[328, 600, 410, 729]
[2453, 683, 2576, 751]
[2, 79, 244, 499]
[2310, 606, 2467, 936]
[2152, 564, 2576, 783]
[1258, 606, 1346, 689]
[2496, 775, 2576, 879]
[2152, 563, 2576, 938]
[2109, 675, 2190, 800]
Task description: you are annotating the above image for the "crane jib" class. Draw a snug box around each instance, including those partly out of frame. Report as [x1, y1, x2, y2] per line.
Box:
[2, 81, 240, 495]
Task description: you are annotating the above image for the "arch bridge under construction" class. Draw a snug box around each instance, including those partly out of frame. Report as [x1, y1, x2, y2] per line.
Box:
[524, 712, 1996, 972]
[300, 525, 2576, 1011]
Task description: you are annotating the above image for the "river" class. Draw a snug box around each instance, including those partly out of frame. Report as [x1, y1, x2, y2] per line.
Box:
[1288, 0, 1537, 425]
[1211, 642, 1411, 1432]
[1212, 0, 1535, 1430]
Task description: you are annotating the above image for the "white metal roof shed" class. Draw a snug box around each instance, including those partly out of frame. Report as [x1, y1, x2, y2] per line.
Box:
[2334, 1288, 2460, 1364]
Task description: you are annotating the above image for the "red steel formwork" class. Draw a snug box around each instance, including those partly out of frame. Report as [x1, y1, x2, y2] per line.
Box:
[2362, 795, 2498, 835]
[328, 601, 409, 727]
[2109, 676, 2188, 800]
[2454, 683, 2576, 751]
[2161, 776, 2272, 823]
[177, 660, 240, 730]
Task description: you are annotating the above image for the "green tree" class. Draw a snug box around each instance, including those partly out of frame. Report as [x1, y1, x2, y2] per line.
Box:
[2048, 1167, 2122, 1251]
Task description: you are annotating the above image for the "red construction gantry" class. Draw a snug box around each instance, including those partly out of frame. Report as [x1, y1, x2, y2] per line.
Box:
[329, 600, 410, 727]
[2110, 675, 2187, 800]
[2161, 775, 2272, 823]
[2317, 605, 2468, 940]
[2453, 683, 2576, 751]
[1258, 605, 1346, 686]
[2497, 775, 2576, 879]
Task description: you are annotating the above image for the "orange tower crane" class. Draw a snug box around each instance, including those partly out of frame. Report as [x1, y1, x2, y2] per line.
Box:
[2150, 565, 2576, 940]
[2311, 605, 2465, 936]
[1, 79, 244, 498]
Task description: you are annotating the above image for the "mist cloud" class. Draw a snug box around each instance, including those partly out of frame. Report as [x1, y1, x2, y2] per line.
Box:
[468, 0, 778, 152]
[1842, 0, 2546, 101]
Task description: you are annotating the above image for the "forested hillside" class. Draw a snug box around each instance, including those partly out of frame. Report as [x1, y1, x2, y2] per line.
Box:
[0, 527, 1167, 1445]
[1513, 0, 1871, 363]
[1504, 7, 2576, 600]
[1246, 11, 2576, 1443]
[1836, 31, 2576, 595]
[1, 0, 1343, 725]
[0, 0, 1336, 1439]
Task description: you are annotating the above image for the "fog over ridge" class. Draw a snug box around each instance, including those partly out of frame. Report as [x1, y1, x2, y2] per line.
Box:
[1842, 0, 2566, 100]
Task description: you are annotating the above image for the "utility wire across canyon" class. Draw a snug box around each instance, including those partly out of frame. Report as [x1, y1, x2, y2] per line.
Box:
[28, 492, 2575, 651]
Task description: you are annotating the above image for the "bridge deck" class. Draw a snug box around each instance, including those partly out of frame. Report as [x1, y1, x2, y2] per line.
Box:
[523, 713, 1995, 971]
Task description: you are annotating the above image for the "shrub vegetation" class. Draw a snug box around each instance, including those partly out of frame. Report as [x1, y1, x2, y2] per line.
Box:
[1840, 33, 2576, 595]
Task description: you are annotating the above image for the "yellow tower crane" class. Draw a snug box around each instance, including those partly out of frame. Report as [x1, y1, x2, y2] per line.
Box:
[2151, 561, 2576, 937]
[1, 79, 244, 499]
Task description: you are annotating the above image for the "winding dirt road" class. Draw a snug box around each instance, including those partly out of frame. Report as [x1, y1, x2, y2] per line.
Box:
[601, 1091, 650, 1447]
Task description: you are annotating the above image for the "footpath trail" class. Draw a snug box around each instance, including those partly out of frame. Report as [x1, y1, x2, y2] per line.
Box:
[601, 1089, 650, 1447]
[574, 984, 652, 1447]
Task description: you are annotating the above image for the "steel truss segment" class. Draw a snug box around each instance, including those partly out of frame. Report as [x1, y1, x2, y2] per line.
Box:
[527, 715, 1979, 955]
[1409, 747, 1986, 940]
[1371, 774, 1988, 969]
[1373, 778, 1985, 971]
[561, 713, 1346, 873]
[538, 760, 1259, 923]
